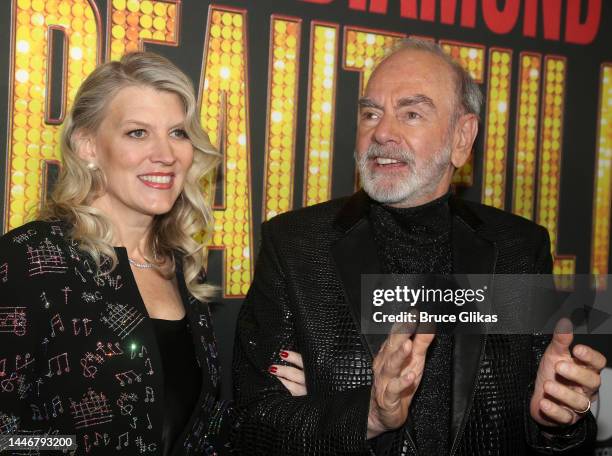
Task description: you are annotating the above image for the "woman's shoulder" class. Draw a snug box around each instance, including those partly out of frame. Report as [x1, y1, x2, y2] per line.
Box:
[1, 219, 66, 240]
[0, 220, 71, 259]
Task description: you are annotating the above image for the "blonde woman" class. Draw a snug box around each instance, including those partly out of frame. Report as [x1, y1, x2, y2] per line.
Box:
[0, 52, 305, 455]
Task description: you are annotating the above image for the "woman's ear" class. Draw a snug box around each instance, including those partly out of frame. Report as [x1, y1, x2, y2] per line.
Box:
[450, 113, 479, 168]
[73, 129, 97, 164]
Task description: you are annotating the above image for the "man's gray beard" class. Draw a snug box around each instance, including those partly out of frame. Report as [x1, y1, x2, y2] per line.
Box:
[355, 142, 452, 206]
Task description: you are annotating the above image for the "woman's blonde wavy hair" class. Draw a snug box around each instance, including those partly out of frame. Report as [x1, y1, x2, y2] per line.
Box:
[40, 51, 220, 302]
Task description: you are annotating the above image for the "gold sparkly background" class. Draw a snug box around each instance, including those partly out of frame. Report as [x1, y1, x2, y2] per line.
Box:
[3, 0, 611, 296]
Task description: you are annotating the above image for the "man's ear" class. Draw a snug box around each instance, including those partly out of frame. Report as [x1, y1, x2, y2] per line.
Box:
[73, 129, 97, 164]
[450, 113, 479, 168]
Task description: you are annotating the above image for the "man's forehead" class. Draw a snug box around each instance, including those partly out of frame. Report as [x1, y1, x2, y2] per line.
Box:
[363, 78, 445, 106]
[364, 51, 455, 103]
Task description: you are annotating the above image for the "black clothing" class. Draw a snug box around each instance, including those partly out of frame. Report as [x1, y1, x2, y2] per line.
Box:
[370, 192, 452, 275]
[369, 194, 453, 455]
[233, 191, 596, 455]
[0, 221, 232, 455]
[151, 316, 203, 456]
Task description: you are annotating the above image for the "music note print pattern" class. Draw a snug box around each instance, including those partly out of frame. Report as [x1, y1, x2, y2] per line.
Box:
[70, 389, 113, 429]
[0, 221, 231, 454]
[101, 302, 144, 340]
[0, 307, 26, 336]
[26, 238, 68, 276]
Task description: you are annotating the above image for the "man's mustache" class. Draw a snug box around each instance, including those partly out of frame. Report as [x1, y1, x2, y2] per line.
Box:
[361, 144, 416, 166]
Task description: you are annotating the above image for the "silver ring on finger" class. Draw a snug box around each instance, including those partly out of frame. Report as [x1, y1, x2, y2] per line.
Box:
[572, 399, 591, 414]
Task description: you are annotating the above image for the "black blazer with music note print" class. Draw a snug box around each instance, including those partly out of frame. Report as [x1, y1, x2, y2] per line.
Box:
[0, 220, 233, 455]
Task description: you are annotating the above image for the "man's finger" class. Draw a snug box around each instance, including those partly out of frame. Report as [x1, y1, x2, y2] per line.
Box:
[381, 339, 412, 376]
[389, 316, 418, 338]
[549, 318, 573, 356]
[539, 398, 574, 425]
[387, 324, 415, 350]
[543, 380, 591, 414]
[412, 332, 435, 358]
[573, 345, 607, 372]
[383, 371, 415, 405]
[555, 361, 601, 391]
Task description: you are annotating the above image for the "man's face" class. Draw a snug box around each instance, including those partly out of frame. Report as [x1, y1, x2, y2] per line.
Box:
[355, 49, 461, 208]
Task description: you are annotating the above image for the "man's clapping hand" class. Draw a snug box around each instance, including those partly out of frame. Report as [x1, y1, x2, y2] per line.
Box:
[367, 323, 435, 439]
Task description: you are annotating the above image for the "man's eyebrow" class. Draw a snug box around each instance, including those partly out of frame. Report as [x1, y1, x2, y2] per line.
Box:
[357, 95, 436, 111]
[358, 97, 383, 110]
[396, 95, 436, 110]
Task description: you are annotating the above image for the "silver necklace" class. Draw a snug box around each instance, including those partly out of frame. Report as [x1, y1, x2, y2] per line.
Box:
[128, 257, 155, 269]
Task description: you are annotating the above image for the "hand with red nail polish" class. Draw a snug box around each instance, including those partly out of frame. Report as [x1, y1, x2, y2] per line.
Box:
[269, 350, 307, 396]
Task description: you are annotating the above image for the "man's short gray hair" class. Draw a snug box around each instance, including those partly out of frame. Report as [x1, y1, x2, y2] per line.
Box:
[379, 38, 483, 119]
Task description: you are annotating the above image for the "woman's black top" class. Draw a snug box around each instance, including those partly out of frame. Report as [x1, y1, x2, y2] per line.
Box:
[151, 316, 204, 456]
[0, 220, 233, 455]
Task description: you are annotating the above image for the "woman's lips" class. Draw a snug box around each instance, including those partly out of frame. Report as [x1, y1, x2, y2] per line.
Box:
[138, 173, 174, 189]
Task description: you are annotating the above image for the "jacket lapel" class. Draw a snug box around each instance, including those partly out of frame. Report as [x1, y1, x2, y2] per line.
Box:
[449, 197, 497, 450]
[330, 191, 383, 359]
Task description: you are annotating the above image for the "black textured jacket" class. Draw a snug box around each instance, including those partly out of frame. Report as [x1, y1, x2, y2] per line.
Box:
[0, 220, 233, 455]
[233, 191, 596, 455]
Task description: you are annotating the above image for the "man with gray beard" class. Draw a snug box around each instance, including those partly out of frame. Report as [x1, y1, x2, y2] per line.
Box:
[232, 39, 602, 455]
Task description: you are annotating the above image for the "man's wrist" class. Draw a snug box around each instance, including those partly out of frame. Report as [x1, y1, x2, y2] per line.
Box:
[537, 416, 584, 438]
[367, 410, 385, 439]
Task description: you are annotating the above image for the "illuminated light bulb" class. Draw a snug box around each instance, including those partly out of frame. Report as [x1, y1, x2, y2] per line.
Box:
[271, 111, 282, 123]
[70, 47, 83, 60]
[15, 69, 29, 83]
[16, 40, 30, 53]
[219, 66, 231, 79]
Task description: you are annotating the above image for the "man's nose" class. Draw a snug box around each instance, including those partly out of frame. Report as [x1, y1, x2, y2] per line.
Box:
[373, 114, 401, 145]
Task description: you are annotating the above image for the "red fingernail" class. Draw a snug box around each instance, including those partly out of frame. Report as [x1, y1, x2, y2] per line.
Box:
[280, 351, 289, 358]
[269, 366, 277, 373]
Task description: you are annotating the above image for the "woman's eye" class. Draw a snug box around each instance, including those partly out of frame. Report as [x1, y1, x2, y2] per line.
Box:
[127, 129, 146, 138]
[170, 129, 189, 139]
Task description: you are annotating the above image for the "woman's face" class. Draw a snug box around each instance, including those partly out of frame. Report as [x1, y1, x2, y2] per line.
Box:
[81, 85, 194, 225]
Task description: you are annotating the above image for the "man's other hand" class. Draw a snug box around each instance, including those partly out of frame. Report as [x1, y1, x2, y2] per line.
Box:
[530, 318, 606, 426]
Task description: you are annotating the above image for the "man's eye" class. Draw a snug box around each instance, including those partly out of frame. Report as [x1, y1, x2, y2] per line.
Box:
[361, 111, 379, 121]
[405, 112, 421, 120]
[170, 129, 189, 139]
[127, 129, 146, 138]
